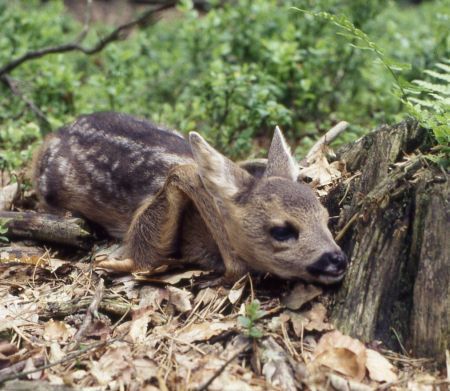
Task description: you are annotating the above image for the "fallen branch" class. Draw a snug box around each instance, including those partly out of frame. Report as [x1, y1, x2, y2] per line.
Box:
[74, 278, 105, 342]
[42, 295, 135, 319]
[305, 121, 349, 162]
[0, 3, 174, 78]
[0, 211, 93, 248]
[0, 338, 121, 385]
[196, 344, 249, 391]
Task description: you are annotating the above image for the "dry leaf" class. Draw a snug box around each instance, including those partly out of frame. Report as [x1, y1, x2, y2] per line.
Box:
[365, 349, 397, 383]
[261, 337, 297, 391]
[289, 303, 333, 336]
[0, 298, 39, 331]
[167, 286, 193, 313]
[177, 320, 234, 343]
[312, 330, 367, 381]
[228, 277, 247, 304]
[90, 343, 133, 386]
[139, 286, 169, 309]
[194, 287, 217, 306]
[128, 313, 150, 343]
[299, 145, 342, 187]
[0, 183, 18, 211]
[282, 282, 322, 310]
[328, 373, 373, 391]
[49, 341, 65, 362]
[43, 319, 75, 342]
[133, 358, 158, 382]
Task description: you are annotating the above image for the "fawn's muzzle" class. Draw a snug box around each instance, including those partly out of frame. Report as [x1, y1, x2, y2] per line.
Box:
[307, 250, 348, 279]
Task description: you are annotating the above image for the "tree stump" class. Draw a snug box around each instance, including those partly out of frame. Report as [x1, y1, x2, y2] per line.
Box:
[326, 119, 449, 363]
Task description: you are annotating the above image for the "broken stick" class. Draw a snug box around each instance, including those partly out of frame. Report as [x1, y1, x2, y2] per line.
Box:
[0, 211, 93, 248]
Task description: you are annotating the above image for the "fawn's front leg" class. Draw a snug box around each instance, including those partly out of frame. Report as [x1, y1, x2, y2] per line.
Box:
[123, 164, 248, 282]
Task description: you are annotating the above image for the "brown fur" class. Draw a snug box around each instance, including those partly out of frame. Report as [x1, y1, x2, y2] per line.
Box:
[33, 112, 347, 284]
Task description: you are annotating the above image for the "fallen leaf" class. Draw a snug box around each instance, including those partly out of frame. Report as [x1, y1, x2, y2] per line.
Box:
[167, 286, 193, 313]
[194, 287, 218, 306]
[261, 337, 297, 391]
[133, 357, 158, 382]
[228, 277, 247, 304]
[311, 330, 367, 381]
[177, 320, 235, 343]
[365, 349, 397, 383]
[43, 319, 75, 342]
[299, 145, 343, 187]
[90, 343, 133, 386]
[289, 303, 333, 336]
[328, 373, 373, 391]
[0, 300, 39, 332]
[128, 311, 151, 343]
[282, 283, 322, 310]
[0, 183, 18, 211]
[49, 341, 65, 362]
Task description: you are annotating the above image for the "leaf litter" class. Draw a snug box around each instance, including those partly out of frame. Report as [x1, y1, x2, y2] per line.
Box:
[0, 253, 445, 390]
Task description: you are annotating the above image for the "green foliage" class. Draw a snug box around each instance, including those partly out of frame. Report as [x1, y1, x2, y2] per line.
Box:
[293, 6, 449, 154]
[238, 300, 267, 339]
[0, 218, 10, 243]
[0, 0, 448, 172]
[405, 59, 450, 146]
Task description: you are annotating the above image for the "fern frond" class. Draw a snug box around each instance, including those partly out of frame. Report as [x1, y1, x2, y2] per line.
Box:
[406, 58, 450, 146]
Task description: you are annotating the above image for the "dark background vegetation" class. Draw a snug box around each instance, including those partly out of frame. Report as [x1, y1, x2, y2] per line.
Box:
[0, 0, 448, 173]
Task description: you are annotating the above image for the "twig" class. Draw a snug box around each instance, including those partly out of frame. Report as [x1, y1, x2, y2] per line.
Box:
[335, 212, 358, 242]
[196, 344, 249, 391]
[0, 3, 175, 77]
[73, 278, 105, 342]
[0, 75, 50, 128]
[0, 337, 120, 385]
[306, 121, 349, 162]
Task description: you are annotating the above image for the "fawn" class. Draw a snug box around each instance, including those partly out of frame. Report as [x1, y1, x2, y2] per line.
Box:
[33, 112, 347, 284]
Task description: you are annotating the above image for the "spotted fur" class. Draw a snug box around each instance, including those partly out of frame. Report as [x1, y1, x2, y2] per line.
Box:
[33, 112, 347, 284]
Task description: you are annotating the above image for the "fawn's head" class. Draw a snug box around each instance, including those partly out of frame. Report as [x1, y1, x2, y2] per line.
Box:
[189, 128, 347, 284]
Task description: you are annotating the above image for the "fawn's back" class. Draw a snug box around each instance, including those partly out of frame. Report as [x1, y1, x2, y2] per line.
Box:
[33, 112, 193, 238]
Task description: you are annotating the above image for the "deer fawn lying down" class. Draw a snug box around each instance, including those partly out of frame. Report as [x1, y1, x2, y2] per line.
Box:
[33, 112, 347, 284]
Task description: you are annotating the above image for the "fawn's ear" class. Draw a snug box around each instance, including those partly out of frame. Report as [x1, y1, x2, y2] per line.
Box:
[189, 132, 252, 199]
[264, 126, 299, 181]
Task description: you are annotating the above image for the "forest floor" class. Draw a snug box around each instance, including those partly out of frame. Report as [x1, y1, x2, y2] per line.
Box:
[0, 188, 448, 390]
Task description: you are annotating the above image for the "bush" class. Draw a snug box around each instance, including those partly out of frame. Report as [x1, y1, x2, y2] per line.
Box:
[0, 0, 448, 172]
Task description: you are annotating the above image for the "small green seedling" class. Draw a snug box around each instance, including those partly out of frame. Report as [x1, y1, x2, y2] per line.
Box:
[238, 300, 267, 339]
[0, 218, 10, 243]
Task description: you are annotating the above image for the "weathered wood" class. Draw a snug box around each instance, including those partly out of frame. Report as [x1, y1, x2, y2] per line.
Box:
[41, 296, 134, 319]
[328, 119, 449, 363]
[0, 211, 93, 248]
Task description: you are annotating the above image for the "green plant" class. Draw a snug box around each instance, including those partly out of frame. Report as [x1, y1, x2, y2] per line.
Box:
[405, 59, 450, 147]
[293, 7, 449, 155]
[0, 218, 10, 243]
[0, 0, 448, 171]
[238, 300, 266, 339]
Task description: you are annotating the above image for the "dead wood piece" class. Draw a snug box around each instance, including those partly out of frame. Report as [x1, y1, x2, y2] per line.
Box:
[0, 4, 175, 78]
[74, 278, 105, 342]
[328, 119, 448, 363]
[1, 381, 74, 391]
[305, 121, 349, 162]
[0, 211, 93, 248]
[42, 296, 134, 319]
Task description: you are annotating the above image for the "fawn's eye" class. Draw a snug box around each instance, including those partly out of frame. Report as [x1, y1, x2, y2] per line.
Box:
[269, 223, 299, 241]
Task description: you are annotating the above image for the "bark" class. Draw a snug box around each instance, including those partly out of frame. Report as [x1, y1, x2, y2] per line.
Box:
[0, 211, 93, 249]
[326, 119, 449, 363]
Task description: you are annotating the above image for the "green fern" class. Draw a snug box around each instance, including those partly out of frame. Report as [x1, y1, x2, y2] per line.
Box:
[405, 59, 450, 147]
[293, 8, 449, 154]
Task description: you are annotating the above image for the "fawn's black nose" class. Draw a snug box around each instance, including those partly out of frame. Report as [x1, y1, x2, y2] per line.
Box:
[307, 250, 348, 277]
